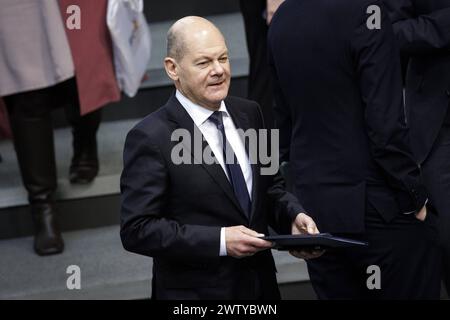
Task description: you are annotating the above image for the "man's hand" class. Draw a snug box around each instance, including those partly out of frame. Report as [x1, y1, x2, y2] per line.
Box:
[291, 212, 319, 235]
[225, 225, 273, 258]
[266, 0, 285, 25]
[415, 205, 427, 222]
[290, 213, 324, 260]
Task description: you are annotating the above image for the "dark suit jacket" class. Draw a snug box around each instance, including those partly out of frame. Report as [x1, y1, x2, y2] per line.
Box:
[120, 94, 304, 300]
[268, 0, 427, 234]
[384, 0, 450, 163]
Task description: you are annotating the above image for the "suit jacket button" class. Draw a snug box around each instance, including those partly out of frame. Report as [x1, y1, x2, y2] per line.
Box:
[446, 89, 450, 97]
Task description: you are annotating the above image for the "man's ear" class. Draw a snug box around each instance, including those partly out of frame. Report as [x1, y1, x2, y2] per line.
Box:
[164, 57, 179, 81]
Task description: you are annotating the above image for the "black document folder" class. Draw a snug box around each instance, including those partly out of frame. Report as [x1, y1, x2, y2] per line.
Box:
[261, 233, 368, 250]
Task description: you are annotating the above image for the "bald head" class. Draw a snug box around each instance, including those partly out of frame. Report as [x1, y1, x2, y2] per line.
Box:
[166, 16, 225, 61]
[164, 16, 231, 110]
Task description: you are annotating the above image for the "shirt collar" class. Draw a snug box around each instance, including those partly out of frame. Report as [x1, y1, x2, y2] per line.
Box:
[176, 90, 229, 127]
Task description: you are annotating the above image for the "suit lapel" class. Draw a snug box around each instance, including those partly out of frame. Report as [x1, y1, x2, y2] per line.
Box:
[165, 95, 247, 219]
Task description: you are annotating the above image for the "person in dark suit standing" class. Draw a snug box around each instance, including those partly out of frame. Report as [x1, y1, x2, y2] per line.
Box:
[268, 0, 441, 299]
[383, 0, 450, 296]
[120, 16, 320, 300]
[239, 0, 285, 128]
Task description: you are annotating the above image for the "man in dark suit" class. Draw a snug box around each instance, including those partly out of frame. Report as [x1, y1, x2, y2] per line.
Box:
[268, 0, 441, 299]
[120, 16, 320, 300]
[239, 0, 285, 128]
[383, 0, 450, 296]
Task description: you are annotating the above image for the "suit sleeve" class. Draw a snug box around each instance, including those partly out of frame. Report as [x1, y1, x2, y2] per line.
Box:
[251, 102, 306, 233]
[267, 173, 307, 234]
[268, 45, 292, 164]
[350, 0, 427, 214]
[385, 0, 450, 55]
[120, 128, 221, 264]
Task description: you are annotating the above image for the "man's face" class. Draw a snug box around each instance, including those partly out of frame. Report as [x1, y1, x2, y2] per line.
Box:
[173, 30, 231, 110]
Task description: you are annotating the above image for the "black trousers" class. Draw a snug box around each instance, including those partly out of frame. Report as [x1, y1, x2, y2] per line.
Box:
[306, 199, 442, 299]
[239, 0, 274, 128]
[4, 78, 99, 127]
[421, 116, 450, 295]
[152, 260, 281, 300]
[3, 78, 101, 203]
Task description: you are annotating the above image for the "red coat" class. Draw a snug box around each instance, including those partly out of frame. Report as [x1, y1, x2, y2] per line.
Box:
[59, 0, 121, 115]
[0, 0, 121, 139]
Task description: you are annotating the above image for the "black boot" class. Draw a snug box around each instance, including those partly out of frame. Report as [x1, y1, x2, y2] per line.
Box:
[7, 103, 64, 256]
[31, 202, 64, 255]
[68, 109, 101, 184]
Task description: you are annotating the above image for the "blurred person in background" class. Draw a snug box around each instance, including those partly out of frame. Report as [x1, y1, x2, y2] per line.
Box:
[239, 0, 284, 128]
[384, 0, 450, 296]
[0, 0, 120, 255]
[268, 0, 440, 299]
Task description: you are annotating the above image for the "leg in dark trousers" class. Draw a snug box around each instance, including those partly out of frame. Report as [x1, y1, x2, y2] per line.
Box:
[239, 0, 274, 128]
[4, 84, 64, 256]
[62, 79, 101, 184]
[421, 118, 450, 296]
[307, 200, 441, 299]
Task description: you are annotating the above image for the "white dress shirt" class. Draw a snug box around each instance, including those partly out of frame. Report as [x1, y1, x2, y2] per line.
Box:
[176, 90, 253, 256]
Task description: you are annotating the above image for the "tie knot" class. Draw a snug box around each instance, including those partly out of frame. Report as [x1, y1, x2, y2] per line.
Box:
[209, 111, 224, 129]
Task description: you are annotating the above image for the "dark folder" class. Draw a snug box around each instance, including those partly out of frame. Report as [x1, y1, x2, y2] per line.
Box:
[261, 233, 368, 250]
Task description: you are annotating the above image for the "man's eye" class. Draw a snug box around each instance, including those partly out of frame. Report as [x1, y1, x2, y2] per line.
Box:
[197, 61, 208, 66]
[219, 57, 228, 63]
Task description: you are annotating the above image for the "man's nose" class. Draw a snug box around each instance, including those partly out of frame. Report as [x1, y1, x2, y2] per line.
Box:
[211, 60, 224, 76]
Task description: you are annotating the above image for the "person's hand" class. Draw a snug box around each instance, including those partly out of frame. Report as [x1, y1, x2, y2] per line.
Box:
[225, 225, 273, 258]
[289, 213, 324, 260]
[266, 0, 285, 25]
[415, 205, 427, 222]
[291, 212, 319, 235]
